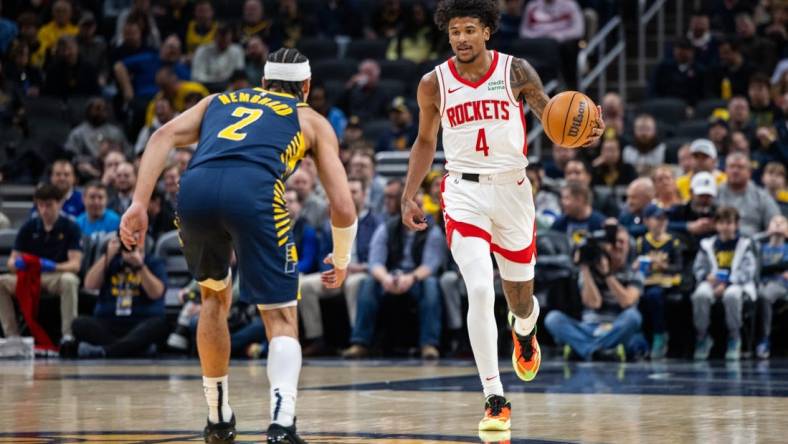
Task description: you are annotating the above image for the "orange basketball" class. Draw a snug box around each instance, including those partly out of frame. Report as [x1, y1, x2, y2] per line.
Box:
[542, 91, 599, 148]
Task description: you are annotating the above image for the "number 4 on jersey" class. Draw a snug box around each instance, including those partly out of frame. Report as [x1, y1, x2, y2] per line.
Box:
[475, 128, 490, 157]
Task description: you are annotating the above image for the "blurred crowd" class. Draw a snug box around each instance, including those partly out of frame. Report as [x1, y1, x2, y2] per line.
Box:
[0, 0, 786, 362]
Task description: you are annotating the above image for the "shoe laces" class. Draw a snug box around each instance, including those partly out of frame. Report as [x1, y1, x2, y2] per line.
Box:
[516, 331, 535, 362]
[486, 395, 506, 417]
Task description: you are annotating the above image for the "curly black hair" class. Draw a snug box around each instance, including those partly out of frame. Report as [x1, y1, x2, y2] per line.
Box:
[434, 0, 500, 33]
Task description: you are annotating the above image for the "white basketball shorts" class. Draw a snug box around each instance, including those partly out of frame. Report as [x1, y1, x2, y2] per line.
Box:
[440, 168, 537, 281]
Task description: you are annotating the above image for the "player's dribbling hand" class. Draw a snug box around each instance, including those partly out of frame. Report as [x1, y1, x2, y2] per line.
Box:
[321, 254, 347, 289]
[582, 105, 605, 147]
[119, 202, 149, 251]
[401, 198, 427, 231]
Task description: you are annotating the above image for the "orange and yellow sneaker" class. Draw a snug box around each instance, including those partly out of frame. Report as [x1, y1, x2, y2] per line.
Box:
[478, 395, 511, 431]
[508, 312, 541, 382]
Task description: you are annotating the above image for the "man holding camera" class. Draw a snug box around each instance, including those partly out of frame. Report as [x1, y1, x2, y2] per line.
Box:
[545, 224, 644, 361]
[66, 235, 169, 358]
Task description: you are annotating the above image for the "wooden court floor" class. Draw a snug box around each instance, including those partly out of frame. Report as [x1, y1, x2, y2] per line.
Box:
[1, 358, 787, 443]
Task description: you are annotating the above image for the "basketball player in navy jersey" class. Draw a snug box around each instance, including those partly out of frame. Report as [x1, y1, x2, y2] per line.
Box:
[120, 48, 357, 444]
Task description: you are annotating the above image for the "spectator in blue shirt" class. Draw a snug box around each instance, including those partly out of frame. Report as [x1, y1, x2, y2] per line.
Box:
[619, 177, 655, 238]
[115, 34, 190, 102]
[76, 182, 120, 236]
[343, 194, 446, 360]
[552, 182, 606, 246]
[284, 189, 319, 274]
[69, 234, 168, 358]
[30, 160, 84, 219]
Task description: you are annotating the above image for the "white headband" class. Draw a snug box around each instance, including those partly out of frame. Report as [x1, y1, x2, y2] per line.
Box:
[264, 61, 311, 82]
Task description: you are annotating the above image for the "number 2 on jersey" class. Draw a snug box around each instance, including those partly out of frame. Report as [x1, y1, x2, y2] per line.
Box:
[475, 128, 489, 156]
[218, 106, 263, 141]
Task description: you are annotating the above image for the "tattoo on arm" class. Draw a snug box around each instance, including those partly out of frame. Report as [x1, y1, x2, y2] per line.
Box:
[511, 57, 549, 122]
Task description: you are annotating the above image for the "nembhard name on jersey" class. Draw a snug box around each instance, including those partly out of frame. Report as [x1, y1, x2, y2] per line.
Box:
[216, 91, 294, 116]
[445, 99, 510, 128]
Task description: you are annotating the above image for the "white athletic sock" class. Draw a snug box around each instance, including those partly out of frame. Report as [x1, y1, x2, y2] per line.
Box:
[267, 336, 302, 427]
[203, 375, 233, 424]
[453, 235, 504, 398]
[513, 296, 540, 337]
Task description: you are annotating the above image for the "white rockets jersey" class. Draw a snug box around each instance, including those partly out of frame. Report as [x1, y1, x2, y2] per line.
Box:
[434, 50, 528, 174]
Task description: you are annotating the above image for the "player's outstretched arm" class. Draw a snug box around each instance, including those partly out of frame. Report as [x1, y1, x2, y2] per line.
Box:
[301, 107, 357, 288]
[119, 94, 214, 249]
[401, 72, 441, 231]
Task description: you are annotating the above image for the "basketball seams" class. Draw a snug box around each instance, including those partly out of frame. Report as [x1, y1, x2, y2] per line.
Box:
[558, 92, 578, 145]
[576, 98, 594, 146]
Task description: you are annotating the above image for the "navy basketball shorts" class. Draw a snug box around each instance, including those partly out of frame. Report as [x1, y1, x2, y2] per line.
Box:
[176, 162, 299, 306]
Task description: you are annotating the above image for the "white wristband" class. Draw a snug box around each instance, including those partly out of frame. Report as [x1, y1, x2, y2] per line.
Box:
[331, 220, 357, 270]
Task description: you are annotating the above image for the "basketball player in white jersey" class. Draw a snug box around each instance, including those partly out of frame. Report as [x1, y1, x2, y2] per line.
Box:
[402, 0, 604, 432]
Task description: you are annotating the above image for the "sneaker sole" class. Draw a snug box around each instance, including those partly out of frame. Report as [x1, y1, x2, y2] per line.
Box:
[478, 417, 511, 431]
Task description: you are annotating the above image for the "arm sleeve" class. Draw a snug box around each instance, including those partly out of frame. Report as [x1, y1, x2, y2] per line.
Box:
[693, 248, 711, 283]
[732, 246, 757, 285]
[367, 224, 388, 269]
[420, 226, 447, 275]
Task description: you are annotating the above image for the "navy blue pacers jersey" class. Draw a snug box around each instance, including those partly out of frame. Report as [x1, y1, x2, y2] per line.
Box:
[177, 88, 309, 305]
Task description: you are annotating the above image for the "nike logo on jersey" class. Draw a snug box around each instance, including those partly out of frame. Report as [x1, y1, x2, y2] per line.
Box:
[485, 376, 498, 381]
[448, 86, 464, 94]
[516, 178, 525, 186]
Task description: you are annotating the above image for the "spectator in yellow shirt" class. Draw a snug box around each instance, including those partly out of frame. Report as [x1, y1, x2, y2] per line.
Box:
[32, 0, 78, 66]
[144, 66, 208, 125]
[676, 139, 727, 202]
[185, 0, 217, 54]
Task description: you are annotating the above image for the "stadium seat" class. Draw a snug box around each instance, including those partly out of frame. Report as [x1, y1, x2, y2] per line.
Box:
[0, 229, 17, 274]
[502, 38, 561, 82]
[312, 59, 359, 82]
[323, 79, 346, 107]
[298, 37, 339, 61]
[694, 98, 728, 119]
[154, 230, 192, 304]
[22, 96, 68, 120]
[636, 98, 688, 126]
[345, 39, 389, 60]
[378, 59, 419, 87]
[1, 202, 31, 229]
[674, 119, 709, 139]
[664, 137, 691, 164]
[375, 151, 445, 178]
[0, 184, 35, 202]
[377, 79, 406, 101]
[362, 119, 391, 145]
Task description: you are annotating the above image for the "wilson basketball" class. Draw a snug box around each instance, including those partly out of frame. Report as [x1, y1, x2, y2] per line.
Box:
[542, 91, 599, 148]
